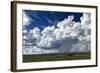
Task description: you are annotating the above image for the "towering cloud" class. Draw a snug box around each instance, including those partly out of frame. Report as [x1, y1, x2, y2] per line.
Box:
[22, 13, 91, 54]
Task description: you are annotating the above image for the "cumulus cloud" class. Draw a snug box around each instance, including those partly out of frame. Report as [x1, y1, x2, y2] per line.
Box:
[81, 13, 91, 26]
[22, 13, 91, 54]
[29, 27, 41, 41]
[37, 26, 57, 48]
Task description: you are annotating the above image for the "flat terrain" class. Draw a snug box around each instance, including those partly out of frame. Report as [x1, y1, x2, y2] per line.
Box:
[23, 52, 90, 62]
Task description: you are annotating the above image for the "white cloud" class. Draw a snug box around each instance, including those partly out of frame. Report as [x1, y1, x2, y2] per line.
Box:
[23, 46, 58, 54]
[30, 27, 41, 41]
[80, 13, 91, 26]
[37, 36, 56, 48]
[38, 26, 56, 48]
[57, 15, 74, 31]
[23, 29, 28, 36]
[41, 26, 55, 35]
[23, 12, 32, 26]
[54, 28, 64, 40]
[23, 35, 28, 40]
[23, 13, 91, 54]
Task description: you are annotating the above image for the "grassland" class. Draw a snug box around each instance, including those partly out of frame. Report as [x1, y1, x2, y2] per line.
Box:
[23, 52, 90, 62]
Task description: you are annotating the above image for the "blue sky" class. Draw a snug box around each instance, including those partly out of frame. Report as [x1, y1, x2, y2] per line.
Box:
[23, 10, 83, 31]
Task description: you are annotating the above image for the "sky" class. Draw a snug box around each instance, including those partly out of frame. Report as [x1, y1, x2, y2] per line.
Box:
[22, 10, 91, 55]
[23, 10, 83, 31]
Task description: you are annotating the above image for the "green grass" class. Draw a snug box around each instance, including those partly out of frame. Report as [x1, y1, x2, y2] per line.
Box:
[23, 52, 91, 62]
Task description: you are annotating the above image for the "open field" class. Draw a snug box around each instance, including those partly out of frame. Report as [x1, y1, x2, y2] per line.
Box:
[23, 52, 91, 62]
